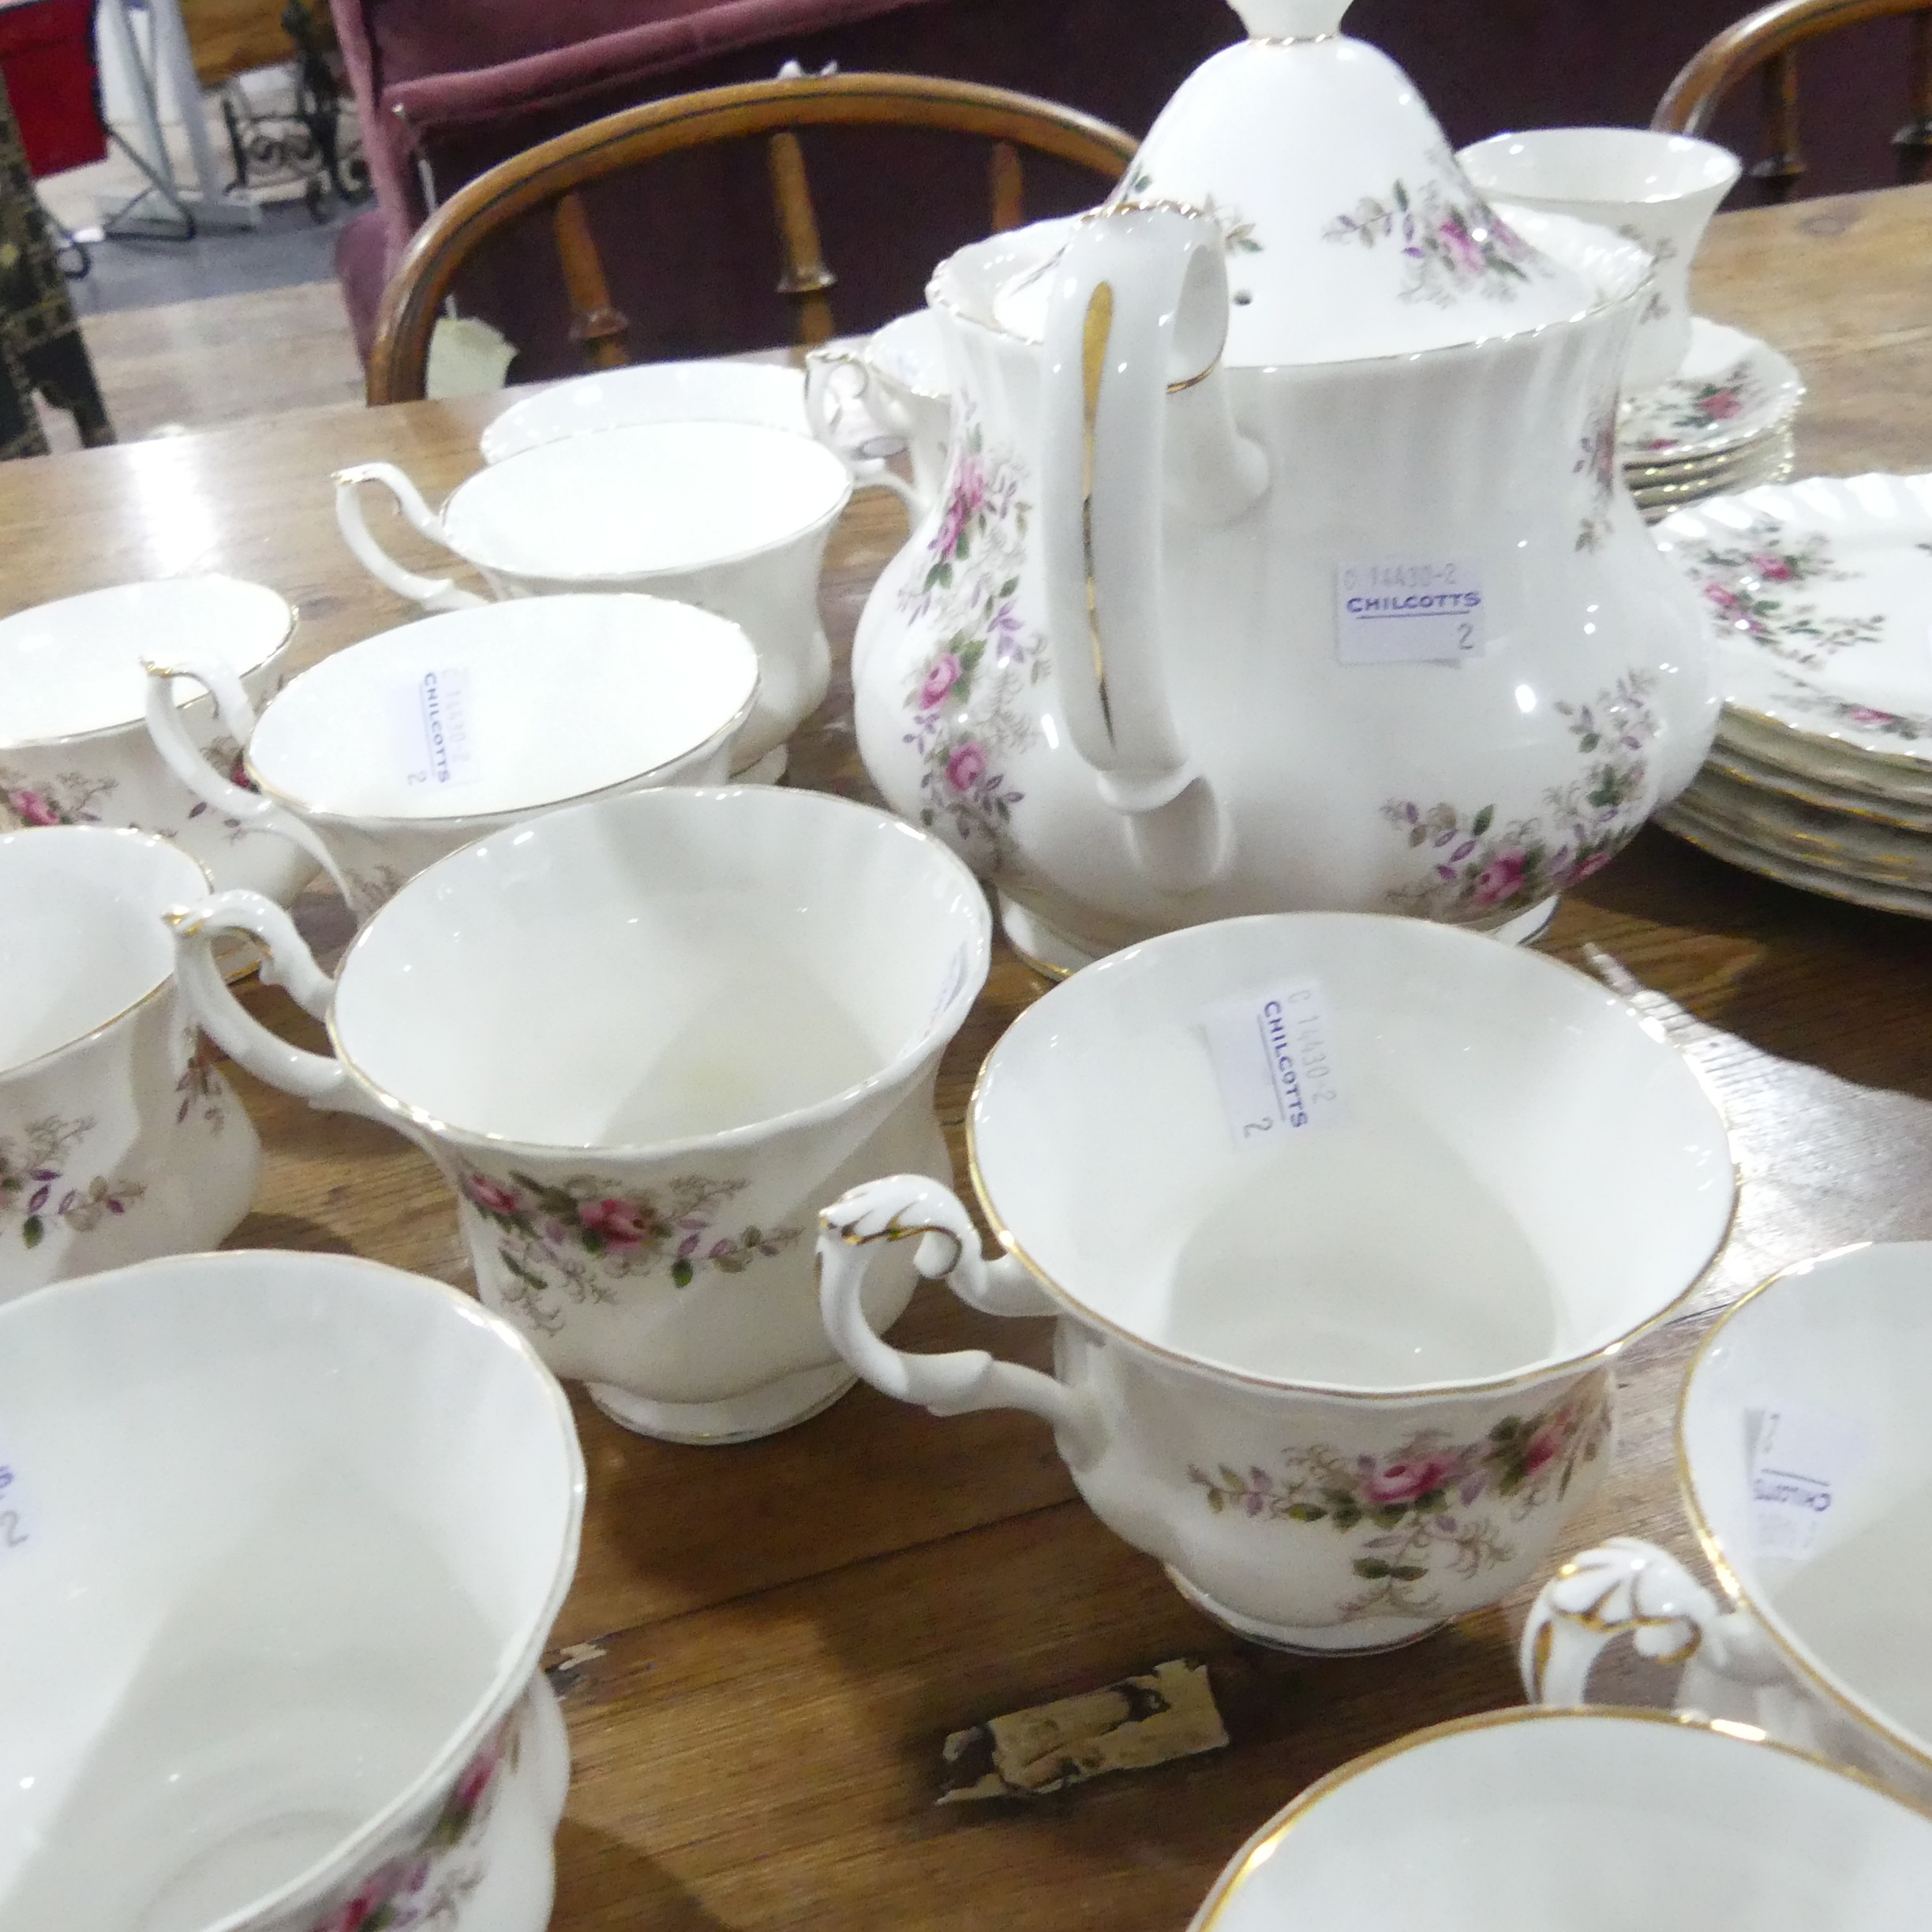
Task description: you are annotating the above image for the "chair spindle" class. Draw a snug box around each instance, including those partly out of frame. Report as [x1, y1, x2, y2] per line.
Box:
[1893, 6, 1932, 178]
[767, 131, 837, 346]
[552, 191, 631, 370]
[989, 140, 1024, 230]
[1751, 49, 1807, 200]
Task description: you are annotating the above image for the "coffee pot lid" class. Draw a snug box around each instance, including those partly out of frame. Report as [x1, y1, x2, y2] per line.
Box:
[998, 0, 1597, 365]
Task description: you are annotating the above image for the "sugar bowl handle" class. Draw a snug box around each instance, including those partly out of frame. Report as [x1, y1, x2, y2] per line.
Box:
[801, 346, 923, 515]
[334, 463, 489, 613]
[142, 656, 352, 899]
[1521, 1536, 1780, 1705]
[817, 1176, 1105, 1467]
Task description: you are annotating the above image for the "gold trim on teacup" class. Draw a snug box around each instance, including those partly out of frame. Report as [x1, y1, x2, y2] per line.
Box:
[1191, 1702, 1932, 1932]
[1522, 1551, 1705, 1705]
[822, 1209, 965, 1276]
[1672, 1242, 1932, 1780]
[1080, 280, 1118, 751]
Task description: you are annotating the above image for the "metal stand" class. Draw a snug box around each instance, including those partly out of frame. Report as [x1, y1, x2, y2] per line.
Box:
[95, 0, 260, 238]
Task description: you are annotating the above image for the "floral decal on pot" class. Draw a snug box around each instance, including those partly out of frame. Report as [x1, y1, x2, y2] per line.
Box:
[1574, 393, 1619, 552]
[1110, 167, 1264, 256]
[1323, 158, 1537, 307]
[462, 1167, 802, 1335]
[309, 1713, 515, 1932]
[1776, 677, 1932, 743]
[0, 766, 117, 829]
[0, 1115, 144, 1249]
[1381, 669, 1661, 922]
[184, 735, 265, 845]
[897, 411, 1047, 869]
[174, 1029, 230, 1130]
[1679, 530, 1885, 672]
[1188, 1377, 1611, 1623]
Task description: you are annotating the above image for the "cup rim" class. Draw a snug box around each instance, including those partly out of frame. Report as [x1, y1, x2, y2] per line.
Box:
[0, 577, 297, 753]
[1190, 1702, 1932, 1931]
[238, 597, 762, 828]
[323, 786, 994, 1159]
[1675, 1239, 1932, 1778]
[964, 911, 1739, 1402]
[440, 421, 855, 583]
[1, 1248, 588, 1932]
[1458, 126, 1743, 205]
[0, 827, 211, 1080]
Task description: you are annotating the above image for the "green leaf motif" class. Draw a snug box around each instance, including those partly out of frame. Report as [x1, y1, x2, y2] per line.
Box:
[1470, 803, 1494, 837]
[21, 1215, 41, 1249]
[1353, 1559, 1392, 1580]
[671, 1258, 695, 1288]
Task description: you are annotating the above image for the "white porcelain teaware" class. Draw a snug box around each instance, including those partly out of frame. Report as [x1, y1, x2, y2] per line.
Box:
[1191, 1705, 1932, 1932]
[143, 593, 762, 919]
[805, 310, 952, 515]
[170, 787, 992, 1443]
[851, 0, 1717, 975]
[479, 358, 810, 463]
[1458, 127, 1742, 391]
[0, 1247, 584, 1932]
[1524, 1241, 1932, 1807]
[335, 421, 852, 781]
[0, 575, 315, 904]
[818, 913, 1733, 1652]
[0, 826, 259, 1302]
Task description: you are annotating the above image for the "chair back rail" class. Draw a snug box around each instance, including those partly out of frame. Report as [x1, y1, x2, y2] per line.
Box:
[366, 72, 1138, 406]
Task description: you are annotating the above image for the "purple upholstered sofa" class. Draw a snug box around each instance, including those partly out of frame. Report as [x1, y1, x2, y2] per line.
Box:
[331, 0, 1926, 386]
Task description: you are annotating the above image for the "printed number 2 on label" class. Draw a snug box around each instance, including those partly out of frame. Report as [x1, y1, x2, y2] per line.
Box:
[399, 665, 479, 788]
[1202, 979, 1346, 1153]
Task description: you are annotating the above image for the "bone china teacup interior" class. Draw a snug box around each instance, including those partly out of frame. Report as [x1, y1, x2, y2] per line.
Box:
[170, 787, 992, 1444]
[334, 422, 852, 781]
[0, 826, 260, 1302]
[1523, 1240, 1932, 1807]
[0, 1247, 583, 1932]
[143, 593, 762, 921]
[1190, 1706, 1932, 1932]
[818, 912, 1734, 1653]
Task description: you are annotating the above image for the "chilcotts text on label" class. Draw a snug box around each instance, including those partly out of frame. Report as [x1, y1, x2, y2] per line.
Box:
[398, 665, 479, 788]
[1335, 557, 1485, 665]
[1749, 1406, 1870, 1562]
[1202, 978, 1346, 1153]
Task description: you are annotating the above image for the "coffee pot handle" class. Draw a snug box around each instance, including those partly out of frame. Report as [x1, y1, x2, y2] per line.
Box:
[334, 463, 489, 613]
[1521, 1536, 1783, 1705]
[141, 657, 354, 900]
[801, 346, 924, 516]
[817, 1175, 1106, 1467]
[166, 890, 390, 1119]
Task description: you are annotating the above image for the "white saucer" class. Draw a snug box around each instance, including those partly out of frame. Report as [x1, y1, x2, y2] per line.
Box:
[1620, 317, 1804, 464]
[1662, 795, 1932, 919]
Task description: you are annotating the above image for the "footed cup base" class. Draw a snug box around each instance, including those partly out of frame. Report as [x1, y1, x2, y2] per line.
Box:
[998, 895, 1092, 979]
[587, 1360, 856, 1444]
[1484, 895, 1560, 946]
[1164, 1567, 1448, 1656]
[732, 743, 789, 784]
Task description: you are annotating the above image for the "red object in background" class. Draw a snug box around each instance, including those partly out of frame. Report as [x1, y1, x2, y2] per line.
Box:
[0, 0, 107, 177]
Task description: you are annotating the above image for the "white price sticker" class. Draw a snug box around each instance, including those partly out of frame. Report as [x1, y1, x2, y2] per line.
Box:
[397, 666, 479, 789]
[1335, 557, 1485, 665]
[1750, 1406, 1870, 1561]
[1202, 979, 1345, 1153]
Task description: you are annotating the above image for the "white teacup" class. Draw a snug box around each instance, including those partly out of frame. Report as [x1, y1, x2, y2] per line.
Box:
[1524, 1240, 1932, 1807]
[480, 358, 810, 464]
[170, 787, 992, 1443]
[1192, 1705, 1932, 1932]
[818, 913, 1733, 1653]
[1458, 128, 1740, 391]
[143, 593, 762, 920]
[0, 1247, 583, 1932]
[335, 422, 852, 781]
[805, 309, 952, 515]
[0, 576, 313, 904]
[0, 826, 260, 1302]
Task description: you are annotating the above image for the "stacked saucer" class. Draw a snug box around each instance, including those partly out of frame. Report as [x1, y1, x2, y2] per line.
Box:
[1653, 471, 1932, 915]
[1621, 317, 1803, 519]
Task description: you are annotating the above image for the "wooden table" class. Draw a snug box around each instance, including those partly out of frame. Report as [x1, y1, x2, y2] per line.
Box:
[9, 184, 1932, 1930]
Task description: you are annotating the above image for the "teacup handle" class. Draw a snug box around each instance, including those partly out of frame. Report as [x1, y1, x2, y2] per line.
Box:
[801, 346, 923, 516]
[167, 889, 383, 1112]
[1521, 1536, 1784, 1705]
[141, 656, 354, 899]
[817, 1175, 1105, 1467]
[334, 462, 488, 613]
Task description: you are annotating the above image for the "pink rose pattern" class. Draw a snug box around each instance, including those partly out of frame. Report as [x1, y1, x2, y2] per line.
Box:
[899, 412, 1046, 870]
[1189, 1376, 1612, 1624]
[1780, 683, 1932, 744]
[1322, 152, 1542, 308]
[1380, 670, 1661, 923]
[1628, 357, 1769, 458]
[461, 1167, 801, 1335]
[1573, 394, 1620, 552]
[0, 766, 116, 829]
[0, 1115, 145, 1251]
[1679, 530, 1885, 673]
[309, 1715, 515, 1932]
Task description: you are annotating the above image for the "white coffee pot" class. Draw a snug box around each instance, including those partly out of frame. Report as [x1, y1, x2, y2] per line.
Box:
[852, 0, 1718, 972]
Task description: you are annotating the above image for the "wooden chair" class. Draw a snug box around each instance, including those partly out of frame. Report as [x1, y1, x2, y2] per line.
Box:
[1653, 0, 1932, 200]
[365, 71, 1139, 406]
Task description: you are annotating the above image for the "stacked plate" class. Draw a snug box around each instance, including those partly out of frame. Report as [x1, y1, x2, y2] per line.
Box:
[1653, 471, 1932, 916]
[1621, 317, 1803, 519]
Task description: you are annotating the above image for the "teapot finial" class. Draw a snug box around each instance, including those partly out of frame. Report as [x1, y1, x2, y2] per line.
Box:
[1229, 0, 1351, 37]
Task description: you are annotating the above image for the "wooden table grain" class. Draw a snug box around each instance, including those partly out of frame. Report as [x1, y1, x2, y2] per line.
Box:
[8, 183, 1932, 1930]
